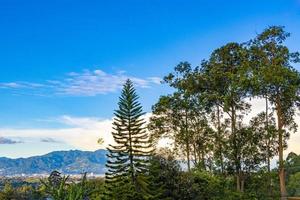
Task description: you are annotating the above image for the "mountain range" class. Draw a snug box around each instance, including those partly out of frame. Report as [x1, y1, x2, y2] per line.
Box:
[0, 149, 107, 176]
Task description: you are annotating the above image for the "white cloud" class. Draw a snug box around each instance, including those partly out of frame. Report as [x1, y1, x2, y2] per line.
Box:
[58, 115, 105, 129]
[0, 117, 112, 151]
[0, 114, 154, 154]
[0, 69, 161, 96]
[0, 82, 45, 89]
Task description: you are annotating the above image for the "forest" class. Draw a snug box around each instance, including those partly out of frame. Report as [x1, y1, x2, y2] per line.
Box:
[1, 26, 300, 200]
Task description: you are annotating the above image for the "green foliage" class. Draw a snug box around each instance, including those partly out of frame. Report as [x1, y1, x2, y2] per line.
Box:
[105, 79, 153, 199]
[148, 150, 182, 199]
[242, 169, 280, 199]
[41, 171, 94, 200]
[0, 182, 15, 200]
[0, 181, 46, 200]
[149, 25, 300, 198]
[148, 151, 229, 200]
[150, 64, 214, 172]
[286, 152, 300, 176]
[287, 172, 300, 197]
[248, 25, 300, 198]
[286, 152, 300, 197]
[85, 178, 106, 200]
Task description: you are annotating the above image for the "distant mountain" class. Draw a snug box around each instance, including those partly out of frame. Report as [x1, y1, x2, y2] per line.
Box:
[0, 149, 107, 176]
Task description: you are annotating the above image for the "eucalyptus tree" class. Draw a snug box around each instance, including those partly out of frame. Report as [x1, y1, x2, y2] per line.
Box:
[247, 112, 279, 198]
[150, 62, 213, 171]
[248, 26, 300, 199]
[201, 42, 251, 191]
[150, 91, 199, 171]
[105, 79, 153, 200]
[249, 112, 278, 173]
[194, 60, 229, 173]
[164, 60, 228, 172]
[169, 62, 219, 170]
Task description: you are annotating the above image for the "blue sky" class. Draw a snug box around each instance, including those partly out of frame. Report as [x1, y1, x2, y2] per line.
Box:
[0, 0, 300, 158]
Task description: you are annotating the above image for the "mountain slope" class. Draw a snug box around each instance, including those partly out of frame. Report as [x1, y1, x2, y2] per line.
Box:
[0, 149, 107, 176]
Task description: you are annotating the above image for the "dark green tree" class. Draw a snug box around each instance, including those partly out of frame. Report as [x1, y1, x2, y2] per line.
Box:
[105, 79, 153, 200]
[192, 60, 229, 173]
[248, 26, 300, 199]
[286, 152, 300, 196]
[202, 42, 251, 191]
[286, 152, 300, 177]
[148, 148, 182, 200]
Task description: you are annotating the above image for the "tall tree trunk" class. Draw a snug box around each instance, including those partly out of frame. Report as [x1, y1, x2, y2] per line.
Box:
[185, 108, 191, 172]
[193, 143, 198, 166]
[276, 101, 287, 200]
[186, 140, 191, 172]
[217, 106, 224, 173]
[231, 106, 240, 192]
[265, 96, 270, 173]
[201, 150, 206, 169]
[240, 172, 245, 193]
[265, 97, 273, 199]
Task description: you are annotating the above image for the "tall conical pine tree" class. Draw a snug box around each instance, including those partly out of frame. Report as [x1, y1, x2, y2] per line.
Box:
[105, 79, 153, 200]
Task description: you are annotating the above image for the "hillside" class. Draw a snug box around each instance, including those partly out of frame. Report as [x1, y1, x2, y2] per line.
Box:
[0, 149, 107, 176]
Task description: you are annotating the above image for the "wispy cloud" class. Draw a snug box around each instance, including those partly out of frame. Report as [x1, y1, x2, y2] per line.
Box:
[0, 137, 22, 144]
[0, 82, 45, 89]
[147, 77, 162, 84]
[0, 69, 161, 96]
[40, 138, 61, 143]
[58, 115, 104, 129]
[54, 69, 154, 96]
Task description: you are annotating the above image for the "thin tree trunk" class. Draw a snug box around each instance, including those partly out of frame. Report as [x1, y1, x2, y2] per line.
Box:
[186, 141, 191, 172]
[185, 109, 191, 172]
[217, 106, 224, 173]
[276, 101, 287, 200]
[193, 143, 198, 166]
[231, 106, 240, 192]
[265, 96, 270, 173]
[201, 150, 206, 169]
[240, 172, 245, 193]
[265, 97, 273, 199]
